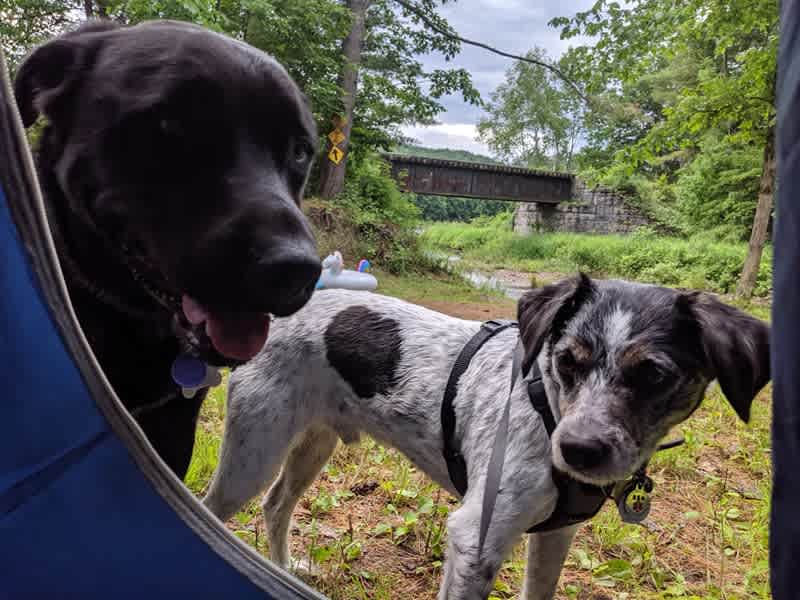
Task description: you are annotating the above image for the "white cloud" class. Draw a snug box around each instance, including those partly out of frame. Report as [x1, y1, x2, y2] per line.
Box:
[400, 0, 597, 152]
[401, 123, 492, 156]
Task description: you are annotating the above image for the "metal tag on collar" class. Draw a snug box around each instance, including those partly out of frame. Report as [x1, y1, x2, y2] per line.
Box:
[615, 473, 653, 524]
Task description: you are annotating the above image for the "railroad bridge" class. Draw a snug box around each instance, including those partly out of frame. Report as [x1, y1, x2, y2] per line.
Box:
[383, 153, 573, 204]
[383, 153, 654, 235]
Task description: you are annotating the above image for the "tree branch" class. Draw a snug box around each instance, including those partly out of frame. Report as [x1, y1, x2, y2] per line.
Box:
[391, 0, 590, 105]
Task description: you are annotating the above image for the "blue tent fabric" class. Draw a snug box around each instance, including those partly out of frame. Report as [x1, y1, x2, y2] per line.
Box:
[0, 49, 323, 599]
[771, 1, 800, 596]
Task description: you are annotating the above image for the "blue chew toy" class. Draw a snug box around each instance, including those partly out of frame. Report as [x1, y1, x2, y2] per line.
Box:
[171, 355, 222, 398]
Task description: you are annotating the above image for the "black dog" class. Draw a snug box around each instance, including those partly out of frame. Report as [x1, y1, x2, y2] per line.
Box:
[14, 19, 321, 479]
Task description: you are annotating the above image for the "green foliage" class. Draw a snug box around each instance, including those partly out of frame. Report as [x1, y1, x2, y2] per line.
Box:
[104, 0, 351, 129]
[477, 46, 582, 171]
[412, 195, 512, 222]
[348, 0, 481, 159]
[341, 154, 420, 229]
[422, 219, 772, 296]
[4, 0, 479, 171]
[0, 0, 84, 71]
[310, 154, 436, 274]
[549, 0, 777, 237]
[675, 136, 763, 241]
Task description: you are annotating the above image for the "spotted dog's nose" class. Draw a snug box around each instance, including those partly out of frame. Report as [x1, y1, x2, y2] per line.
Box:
[559, 433, 611, 470]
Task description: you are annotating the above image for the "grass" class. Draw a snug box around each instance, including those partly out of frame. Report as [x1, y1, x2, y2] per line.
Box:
[421, 215, 773, 298]
[186, 267, 772, 600]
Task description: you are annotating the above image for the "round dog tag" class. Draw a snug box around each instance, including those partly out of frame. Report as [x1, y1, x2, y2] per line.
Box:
[617, 480, 651, 524]
[171, 354, 206, 388]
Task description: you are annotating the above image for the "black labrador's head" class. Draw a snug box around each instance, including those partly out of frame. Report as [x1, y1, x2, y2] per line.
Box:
[518, 275, 770, 485]
[15, 20, 321, 365]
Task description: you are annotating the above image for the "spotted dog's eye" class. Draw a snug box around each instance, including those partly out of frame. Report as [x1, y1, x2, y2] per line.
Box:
[558, 349, 577, 371]
[556, 348, 582, 385]
[629, 359, 675, 391]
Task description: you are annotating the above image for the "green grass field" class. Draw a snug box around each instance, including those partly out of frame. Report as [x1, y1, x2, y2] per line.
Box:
[421, 216, 772, 298]
[186, 268, 772, 600]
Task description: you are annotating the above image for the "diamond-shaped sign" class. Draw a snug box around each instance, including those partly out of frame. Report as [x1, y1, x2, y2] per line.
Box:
[328, 129, 346, 146]
[328, 146, 345, 165]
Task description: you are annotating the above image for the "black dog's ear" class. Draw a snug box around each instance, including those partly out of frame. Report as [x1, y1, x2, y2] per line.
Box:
[684, 292, 771, 423]
[517, 273, 595, 372]
[14, 20, 118, 128]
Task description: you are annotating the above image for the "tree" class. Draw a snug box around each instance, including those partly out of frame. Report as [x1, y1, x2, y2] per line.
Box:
[0, 1, 83, 69]
[318, 0, 369, 199]
[316, 0, 480, 198]
[476, 47, 582, 171]
[552, 0, 778, 295]
[737, 122, 775, 297]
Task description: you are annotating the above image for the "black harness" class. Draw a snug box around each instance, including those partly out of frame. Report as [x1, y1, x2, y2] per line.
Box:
[442, 319, 678, 543]
[441, 319, 611, 534]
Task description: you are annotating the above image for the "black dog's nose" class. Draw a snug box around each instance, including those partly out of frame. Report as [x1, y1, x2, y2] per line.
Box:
[253, 245, 321, 317]
[559, 433, 611, 470]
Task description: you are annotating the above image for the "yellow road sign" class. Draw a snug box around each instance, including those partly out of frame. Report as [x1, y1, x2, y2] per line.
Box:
[328, 146, 345, 165]
[328, 129, 346, 146]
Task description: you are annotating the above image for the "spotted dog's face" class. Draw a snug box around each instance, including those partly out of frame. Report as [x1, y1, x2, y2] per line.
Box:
[14, 20, 321, 365]
[517, 275, 770, 485]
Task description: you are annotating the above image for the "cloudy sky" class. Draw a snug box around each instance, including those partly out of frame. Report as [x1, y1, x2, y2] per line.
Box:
[401, 0, 596, 157]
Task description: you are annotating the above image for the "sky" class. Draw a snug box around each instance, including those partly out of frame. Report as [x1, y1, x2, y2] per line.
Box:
[400, 0, 596, 157]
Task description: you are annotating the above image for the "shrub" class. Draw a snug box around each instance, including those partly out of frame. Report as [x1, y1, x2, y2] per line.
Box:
[421, 217, 772, 296]
[674, 136, 762, 241]
[306, 153, 435, 274]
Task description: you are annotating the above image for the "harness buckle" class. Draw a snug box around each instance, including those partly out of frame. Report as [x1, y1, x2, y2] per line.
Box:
[482, 319, 517, 334]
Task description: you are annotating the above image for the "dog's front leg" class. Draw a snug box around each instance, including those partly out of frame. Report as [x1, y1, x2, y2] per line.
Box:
[520, 525, 578, 600]
[437, 490, 546, 600]
[437, 502, 513, 600]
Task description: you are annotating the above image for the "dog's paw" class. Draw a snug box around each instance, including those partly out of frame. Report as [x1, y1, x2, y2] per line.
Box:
[291, 556, 321, 578]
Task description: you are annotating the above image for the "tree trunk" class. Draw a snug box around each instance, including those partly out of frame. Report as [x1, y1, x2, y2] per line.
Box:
[317, 0, 370, 199]
[735, 122, 776, 298]
[83, 0, 94, 18]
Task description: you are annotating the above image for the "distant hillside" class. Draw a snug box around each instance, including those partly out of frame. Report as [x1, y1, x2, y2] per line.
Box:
[393, 144, 502, 166]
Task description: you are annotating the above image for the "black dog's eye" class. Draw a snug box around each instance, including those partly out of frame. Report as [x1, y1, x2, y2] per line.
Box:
[292, 141, 313, 167]
[159, 117, 183, 138]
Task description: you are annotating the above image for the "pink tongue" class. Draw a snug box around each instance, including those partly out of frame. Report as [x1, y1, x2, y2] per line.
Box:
[182, 295, 270, 361]
[182, 295, 208, 325]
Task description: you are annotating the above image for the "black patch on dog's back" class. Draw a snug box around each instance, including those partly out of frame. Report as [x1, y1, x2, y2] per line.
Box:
[325, 306, 402, 398]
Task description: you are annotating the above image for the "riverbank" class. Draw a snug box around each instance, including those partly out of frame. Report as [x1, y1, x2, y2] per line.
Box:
[422, 215, 773, 298]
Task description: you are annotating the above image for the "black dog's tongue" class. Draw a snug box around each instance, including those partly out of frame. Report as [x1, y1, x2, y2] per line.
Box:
[182, 295, 270, 361]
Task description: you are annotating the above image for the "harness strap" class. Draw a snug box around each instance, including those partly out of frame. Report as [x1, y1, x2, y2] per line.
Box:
[478, 339, 524, 552]
[442, 320, 682, 558]
[441, 319, 518, 497]
[527, 361, 555, 435]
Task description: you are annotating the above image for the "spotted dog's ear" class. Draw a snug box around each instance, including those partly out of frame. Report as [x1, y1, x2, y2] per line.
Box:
[14, 20, 118, 128]
[517, 273, 595, 372]
[683, 292, 770, 423]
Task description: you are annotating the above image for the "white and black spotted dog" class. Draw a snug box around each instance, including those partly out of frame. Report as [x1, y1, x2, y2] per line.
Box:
[203, 274, 770, 600]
